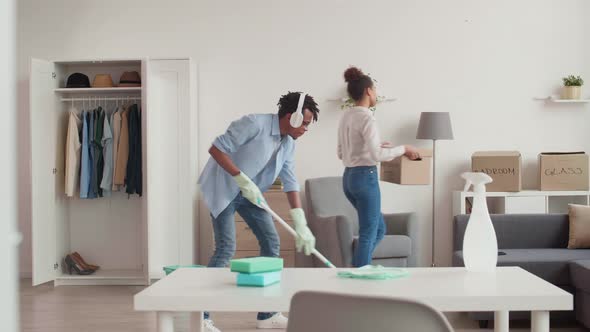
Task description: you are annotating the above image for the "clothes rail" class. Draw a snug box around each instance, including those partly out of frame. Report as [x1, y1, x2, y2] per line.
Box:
[60, 97, 141, 102]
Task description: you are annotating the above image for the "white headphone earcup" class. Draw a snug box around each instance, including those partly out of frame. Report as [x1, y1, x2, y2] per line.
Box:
[290, 112, 304, 128]
[290, 92, 307, 128]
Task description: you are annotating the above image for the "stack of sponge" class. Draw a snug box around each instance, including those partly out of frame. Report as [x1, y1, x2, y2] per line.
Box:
[230, 257, 284, 287]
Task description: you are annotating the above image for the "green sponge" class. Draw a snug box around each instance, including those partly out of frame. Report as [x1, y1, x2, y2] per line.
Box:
[236, 271, 282, 287]
[230, 257, 283, 274]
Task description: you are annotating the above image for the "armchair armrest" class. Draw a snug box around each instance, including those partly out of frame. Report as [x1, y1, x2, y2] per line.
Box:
[309, 214, 355, 267]
[383, 212, 419, 267]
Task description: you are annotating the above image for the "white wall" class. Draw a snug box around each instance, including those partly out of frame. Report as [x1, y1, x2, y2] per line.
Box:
[18, 0, 590, 273]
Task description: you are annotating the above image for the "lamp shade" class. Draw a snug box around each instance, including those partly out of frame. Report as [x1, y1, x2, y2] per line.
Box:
[416, 112, 454, 140]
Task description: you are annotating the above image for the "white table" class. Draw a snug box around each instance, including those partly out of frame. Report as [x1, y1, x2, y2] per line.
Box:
[134, 267, 572, 332]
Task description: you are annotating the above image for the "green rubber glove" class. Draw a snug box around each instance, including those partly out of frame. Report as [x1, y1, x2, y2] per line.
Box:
[290, 208, 316, 256]
[233, 172, 266, 207]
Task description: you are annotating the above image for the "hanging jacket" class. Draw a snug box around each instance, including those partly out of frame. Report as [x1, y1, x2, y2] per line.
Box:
[100, 109, 113, 197]
[88, 109, 97, 199]
[79, 111, 92, 199]
[97, 108, 105, 197]
[125, 104, 142, 196]
[111, 107, 122, 191]
[65, 109, 82, 197]
[114, 106, 130, 186]
[92, 107, 105, 197]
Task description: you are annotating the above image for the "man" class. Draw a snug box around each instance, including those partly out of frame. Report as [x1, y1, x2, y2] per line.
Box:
[198, 92, 320, 331]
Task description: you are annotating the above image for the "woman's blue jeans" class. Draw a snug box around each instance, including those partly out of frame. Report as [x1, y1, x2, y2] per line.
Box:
[343, 166, 386, 268]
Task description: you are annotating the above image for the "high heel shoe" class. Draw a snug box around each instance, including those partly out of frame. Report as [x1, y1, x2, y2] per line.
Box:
[72, 252, 100, 271]
[64, 255, 95, 275]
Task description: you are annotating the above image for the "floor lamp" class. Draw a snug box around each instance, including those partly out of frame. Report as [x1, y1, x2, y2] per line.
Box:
[416, 112, 454, 267]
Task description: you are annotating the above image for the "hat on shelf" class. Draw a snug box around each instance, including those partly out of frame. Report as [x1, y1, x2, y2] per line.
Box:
[92, 74, 114, 88]
[65, 73, 91, 88]
[118, 71, 141, 87]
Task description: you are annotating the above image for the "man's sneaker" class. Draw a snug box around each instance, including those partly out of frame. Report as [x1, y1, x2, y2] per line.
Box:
[256, 312, 288, 329]
[203, 319, 221, 332]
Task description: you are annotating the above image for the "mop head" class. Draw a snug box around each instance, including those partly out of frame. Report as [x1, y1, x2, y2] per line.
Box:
[337, 265, 410, 280]
[230, 257, 284, 274]
[236, 271, 282, 287]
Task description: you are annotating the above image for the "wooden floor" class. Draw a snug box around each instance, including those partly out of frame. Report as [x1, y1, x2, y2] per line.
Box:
[20, 280, 585, 332]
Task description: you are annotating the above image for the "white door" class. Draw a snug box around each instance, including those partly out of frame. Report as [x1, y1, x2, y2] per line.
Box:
[30, 58, 59, 285]
[146, 59, 195, 278]
[1, 0, 19, 329]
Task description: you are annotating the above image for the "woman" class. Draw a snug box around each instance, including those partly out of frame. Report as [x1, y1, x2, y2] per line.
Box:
[337, 66, 420, 267]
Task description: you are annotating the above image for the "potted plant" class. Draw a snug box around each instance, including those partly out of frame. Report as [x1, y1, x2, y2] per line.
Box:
[562, 75, 584, 100]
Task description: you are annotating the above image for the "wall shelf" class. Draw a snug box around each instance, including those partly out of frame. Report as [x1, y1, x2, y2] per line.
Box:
[325, 97, 398, 102]
[534, 96, 590, 103]
[55, 87, 142, 94]
[453, 190, 590, 216]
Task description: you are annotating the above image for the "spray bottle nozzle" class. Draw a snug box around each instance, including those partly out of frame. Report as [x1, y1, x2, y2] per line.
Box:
[461, 172, 493, 193]
[463, 180, 472, 192]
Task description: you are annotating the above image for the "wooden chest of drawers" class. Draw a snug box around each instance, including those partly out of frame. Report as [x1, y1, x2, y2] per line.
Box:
[234, 190, 295, 267]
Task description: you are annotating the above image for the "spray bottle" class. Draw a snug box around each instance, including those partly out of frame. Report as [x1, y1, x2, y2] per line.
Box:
[461, 172, 498, 272]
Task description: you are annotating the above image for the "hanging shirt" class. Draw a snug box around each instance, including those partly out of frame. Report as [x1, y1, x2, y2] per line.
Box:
[198, 113, 299, 218]
[79, 111, 92, 199]
[337, 106, 405, 167]
[65, 109, 82, 197]
[126, 104, 142, 196]
[100, 111, 113, 197]
[87, 110, 97, 199]
[111, 107, 122, 191]
[94, 108, 105, 197]
[114, 107, 130, 186]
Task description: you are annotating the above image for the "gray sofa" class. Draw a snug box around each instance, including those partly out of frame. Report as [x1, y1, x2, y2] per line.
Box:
[453, 214, 590, 329]
[305, 177, 419, 267]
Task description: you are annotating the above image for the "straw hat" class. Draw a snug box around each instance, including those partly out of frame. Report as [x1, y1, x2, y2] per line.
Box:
[118, 71, 141, 87]
[92, 74, 114, 88]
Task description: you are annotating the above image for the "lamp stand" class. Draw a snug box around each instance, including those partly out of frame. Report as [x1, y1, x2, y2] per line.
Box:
[431, 139, 437, 267]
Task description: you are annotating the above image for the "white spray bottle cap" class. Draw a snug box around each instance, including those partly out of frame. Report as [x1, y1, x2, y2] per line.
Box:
[461, 172, 493, 193]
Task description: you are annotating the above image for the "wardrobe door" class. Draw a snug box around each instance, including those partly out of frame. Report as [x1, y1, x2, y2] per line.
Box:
[146, 59, 195, 278]
[29, 58, 60, 285]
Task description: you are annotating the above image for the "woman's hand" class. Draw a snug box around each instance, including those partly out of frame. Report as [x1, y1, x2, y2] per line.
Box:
[404, 145, 421, 160]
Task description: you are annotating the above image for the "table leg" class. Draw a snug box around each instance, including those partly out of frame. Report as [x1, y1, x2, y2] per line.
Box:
[157, 312, 174, 332]
[189, 311, 204, 332]
[494, 311, 509, 332]
[531, 311, 549, 332]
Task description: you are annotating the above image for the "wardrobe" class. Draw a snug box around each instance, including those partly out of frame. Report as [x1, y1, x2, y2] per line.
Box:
[29, 58, 197, 286]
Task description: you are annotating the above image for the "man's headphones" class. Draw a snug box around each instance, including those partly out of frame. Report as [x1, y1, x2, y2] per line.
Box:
[289, 93, 306, 128]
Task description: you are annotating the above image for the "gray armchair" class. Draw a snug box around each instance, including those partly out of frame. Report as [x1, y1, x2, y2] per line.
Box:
[305, 177, 419, 267]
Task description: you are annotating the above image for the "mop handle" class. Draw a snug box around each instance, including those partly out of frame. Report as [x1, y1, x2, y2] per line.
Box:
[260, 203, 337, 269]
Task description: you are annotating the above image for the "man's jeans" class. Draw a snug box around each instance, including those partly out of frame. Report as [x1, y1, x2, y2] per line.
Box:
[205, 193, 280, 321]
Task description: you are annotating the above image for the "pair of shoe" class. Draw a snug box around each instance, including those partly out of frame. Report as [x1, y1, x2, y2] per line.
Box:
[204, 313, 288, 331]
[64, 252, 100, 275]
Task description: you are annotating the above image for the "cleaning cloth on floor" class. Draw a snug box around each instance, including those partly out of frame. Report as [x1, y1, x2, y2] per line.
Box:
[230, 257, 284, 274]
[236, 271, 282, 287]
[337, 265, 409, 280]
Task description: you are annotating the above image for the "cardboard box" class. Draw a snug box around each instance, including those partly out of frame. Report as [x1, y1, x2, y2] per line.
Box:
[539, 152, 589, 191]
[380, 149, 432, 185]
[472, 151, 522, 192]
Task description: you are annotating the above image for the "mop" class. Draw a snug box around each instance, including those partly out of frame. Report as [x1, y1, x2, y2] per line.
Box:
[259, 202, 409, 280]
[259, 202, 337, 268]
